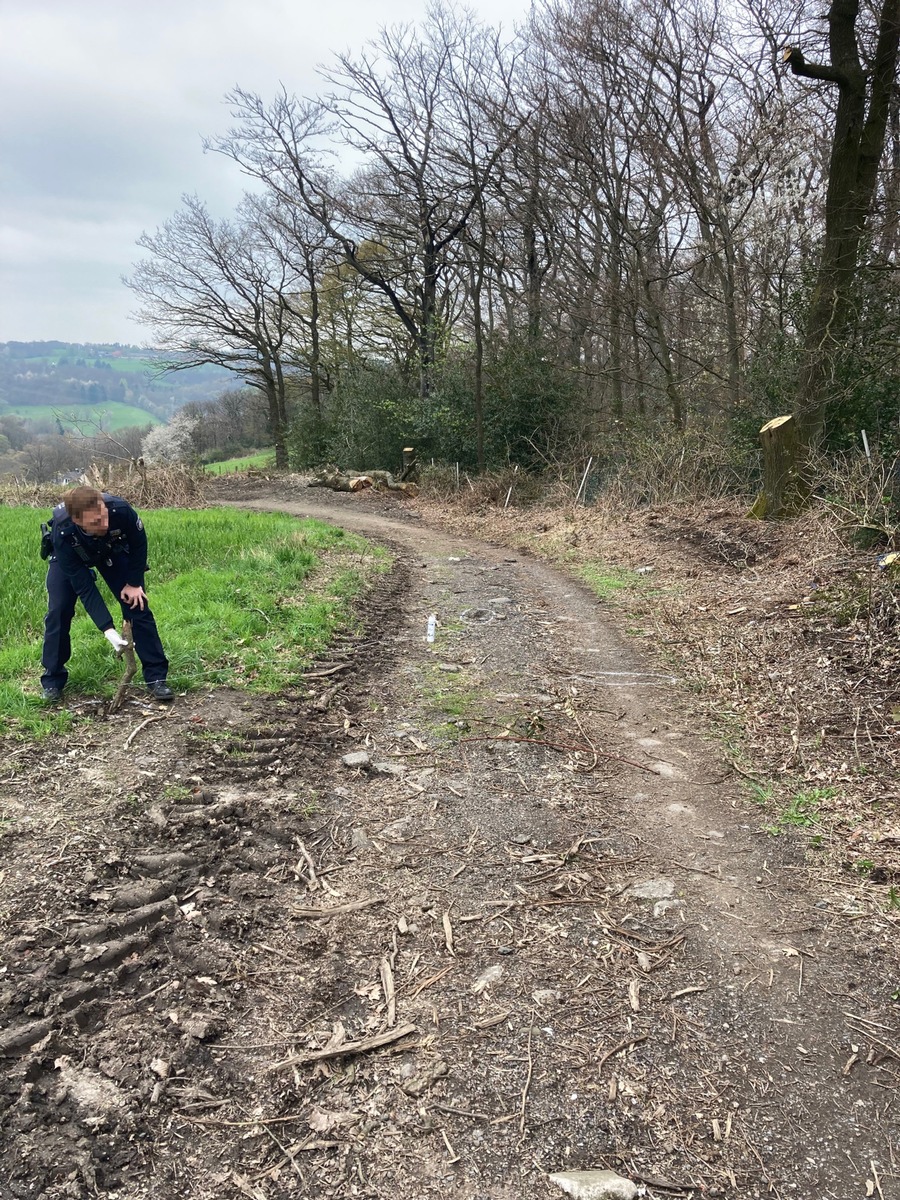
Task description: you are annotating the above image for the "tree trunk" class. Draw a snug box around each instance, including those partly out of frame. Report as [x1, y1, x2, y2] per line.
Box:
[785, 0, 900, 450]
[748, 415, 805, 518]
[400, 447, 418, 479]
[308, 272, 322, 423]
[263, 370, 289, 470]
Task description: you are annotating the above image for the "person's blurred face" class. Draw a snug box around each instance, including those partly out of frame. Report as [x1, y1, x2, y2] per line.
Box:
[75, 502, 108, 535]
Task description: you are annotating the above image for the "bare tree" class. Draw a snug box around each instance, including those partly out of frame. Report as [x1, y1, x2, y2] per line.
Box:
[125, 194, 304, 468]
[212, 11, 523, 399]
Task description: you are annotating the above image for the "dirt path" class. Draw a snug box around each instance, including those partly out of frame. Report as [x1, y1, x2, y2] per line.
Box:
[2, 488, 898, 1200]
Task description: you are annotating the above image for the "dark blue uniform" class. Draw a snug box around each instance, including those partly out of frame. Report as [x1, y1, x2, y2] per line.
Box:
[41, 494, 169, 691]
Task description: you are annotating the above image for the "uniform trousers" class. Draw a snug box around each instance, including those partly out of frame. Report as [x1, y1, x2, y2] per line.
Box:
[41, 556, 169, 690]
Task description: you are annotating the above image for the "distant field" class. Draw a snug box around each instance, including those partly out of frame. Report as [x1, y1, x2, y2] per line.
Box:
[205, 450, 276, 474]
[16, 354, 152, 373]
[100, 358, 153, 374]
[3, 403, 160, 431]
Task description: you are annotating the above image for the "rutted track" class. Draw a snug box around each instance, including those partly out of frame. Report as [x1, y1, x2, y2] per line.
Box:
[0, 541, 412, 1198]
[2, 488, 899, 1200]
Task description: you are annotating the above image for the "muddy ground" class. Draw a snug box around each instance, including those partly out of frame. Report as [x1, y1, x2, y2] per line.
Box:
[1, 482, 898, 1200]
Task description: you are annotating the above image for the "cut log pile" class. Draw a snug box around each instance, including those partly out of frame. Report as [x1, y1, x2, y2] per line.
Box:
[308, 450, 419, 496]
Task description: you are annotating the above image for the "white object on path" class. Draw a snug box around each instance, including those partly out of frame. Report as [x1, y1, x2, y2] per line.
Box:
[549, 1169, 638, 1200]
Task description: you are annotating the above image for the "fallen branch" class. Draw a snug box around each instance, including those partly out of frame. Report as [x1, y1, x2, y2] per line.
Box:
[269, 1022, 417, 1071]
[293, 840, 319, 890]
[291, 897, 384, 918]
[307, 466, 419, 496]
[302, 664, 350, 679]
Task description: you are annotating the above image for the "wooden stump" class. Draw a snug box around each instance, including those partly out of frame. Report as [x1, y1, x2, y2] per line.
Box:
[400, 447, 419, 483]
[748, 415, 805, 519]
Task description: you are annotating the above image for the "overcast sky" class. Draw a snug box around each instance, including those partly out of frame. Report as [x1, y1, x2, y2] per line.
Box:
[0, 0, 529, 347]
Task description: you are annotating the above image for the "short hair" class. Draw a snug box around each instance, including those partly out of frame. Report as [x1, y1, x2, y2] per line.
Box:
[64, 486, 104, 520]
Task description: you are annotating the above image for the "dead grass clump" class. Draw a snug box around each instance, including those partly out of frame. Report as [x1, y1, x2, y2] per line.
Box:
[419, 429, 758, 519]
[420, 464, 556, 510]
[82, 461, 208, 509]
[0, 463, 208, 511]
[587, 428, 758, 516]
[811, 449, 899, 551]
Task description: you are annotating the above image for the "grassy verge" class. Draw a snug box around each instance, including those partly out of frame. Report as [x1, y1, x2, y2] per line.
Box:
[0, 505, 389, 735]
[205, 450, 276, 475]
[576, 561, 640, 601]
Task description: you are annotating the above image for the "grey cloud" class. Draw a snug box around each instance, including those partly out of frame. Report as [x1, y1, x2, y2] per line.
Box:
[1, 0, 525, 342]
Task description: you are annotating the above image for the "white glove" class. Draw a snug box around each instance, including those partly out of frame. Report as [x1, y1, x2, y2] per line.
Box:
[104, 629, 129, 652]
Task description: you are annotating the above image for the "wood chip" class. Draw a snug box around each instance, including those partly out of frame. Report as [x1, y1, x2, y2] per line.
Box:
[380, 958, 396, 1027]
[409, 964, 455, 998]
[442, 910, 455, 956]
[473, 1011, 512, 1030]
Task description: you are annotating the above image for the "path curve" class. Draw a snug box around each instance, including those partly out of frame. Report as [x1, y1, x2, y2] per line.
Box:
[218, 488, 900, 1200]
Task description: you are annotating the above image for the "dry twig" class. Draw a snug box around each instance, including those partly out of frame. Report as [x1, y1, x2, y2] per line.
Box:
[291, 897, 384, 918]
[270, 1023, 417, 1071]
[123, 714, 167, 750]
[519, 1011, 535, 1135]
[598, 1033, 648, 1074]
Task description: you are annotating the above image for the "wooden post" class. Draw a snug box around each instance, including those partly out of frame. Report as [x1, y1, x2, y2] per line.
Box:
[748, 415, 804, 519]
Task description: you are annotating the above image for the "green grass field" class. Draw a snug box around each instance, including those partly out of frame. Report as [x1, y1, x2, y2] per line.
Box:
[3, 402, 160, 431]
[0, 505, 388, 735]
[205, 450, 276, 475]
[99, 357, 153, 374]
[14, 354, 152, 374]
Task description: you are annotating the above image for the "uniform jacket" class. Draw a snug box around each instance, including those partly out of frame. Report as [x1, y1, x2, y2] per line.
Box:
[49, 494, 149, 631]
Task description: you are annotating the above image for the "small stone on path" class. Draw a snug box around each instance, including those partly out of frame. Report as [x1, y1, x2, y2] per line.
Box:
[341, 750, 370, 768]
[549, 1169, 638, 1200]
[372, 761, 404, 777]
[350, 827, 372, 851]
[627, 877, 675, 901]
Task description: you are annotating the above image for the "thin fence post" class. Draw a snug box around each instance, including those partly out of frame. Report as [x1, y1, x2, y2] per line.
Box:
[575, 456, 594, 504]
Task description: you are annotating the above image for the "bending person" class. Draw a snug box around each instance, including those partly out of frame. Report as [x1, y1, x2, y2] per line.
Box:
[40, 486, 174, 703]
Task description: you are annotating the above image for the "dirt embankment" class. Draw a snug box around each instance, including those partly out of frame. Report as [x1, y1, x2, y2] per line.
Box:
[1, 479, 898, 1200]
